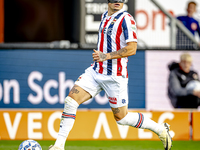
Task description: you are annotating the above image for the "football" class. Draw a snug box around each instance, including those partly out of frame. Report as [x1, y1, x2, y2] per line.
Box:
[186, 80, 200, 91]
[18, 140, 42, 150]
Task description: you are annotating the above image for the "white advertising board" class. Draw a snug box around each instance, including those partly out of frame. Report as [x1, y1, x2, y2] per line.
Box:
[146, 50, 200, 110]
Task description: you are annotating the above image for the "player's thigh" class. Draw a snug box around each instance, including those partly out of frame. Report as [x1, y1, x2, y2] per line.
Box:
[68, 84, 92, 105]
[111, 105, 128, 121]
[69, 66, 101, 105]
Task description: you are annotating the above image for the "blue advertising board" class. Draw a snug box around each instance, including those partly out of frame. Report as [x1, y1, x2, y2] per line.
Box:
[0, 49, 145, 109]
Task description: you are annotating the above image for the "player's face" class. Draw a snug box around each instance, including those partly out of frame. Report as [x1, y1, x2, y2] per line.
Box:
[179, 60, 192, 73]
[108, 2, 124, 12]
[187, 3, 196, 16]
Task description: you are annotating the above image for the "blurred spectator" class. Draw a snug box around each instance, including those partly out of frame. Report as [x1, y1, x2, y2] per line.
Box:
[168, 53, 200, 108]
[176, 1, 200, 49]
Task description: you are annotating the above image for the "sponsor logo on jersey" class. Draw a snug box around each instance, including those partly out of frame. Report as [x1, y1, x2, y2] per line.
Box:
[102, 27, 107, 34]
[107, 28, 113, 36]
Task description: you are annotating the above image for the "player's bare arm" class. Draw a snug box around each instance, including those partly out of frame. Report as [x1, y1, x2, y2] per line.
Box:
[93, 42, 137, 62]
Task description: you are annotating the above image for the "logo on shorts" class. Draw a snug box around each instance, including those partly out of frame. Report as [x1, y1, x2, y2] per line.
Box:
[122, 99, 126, 104]
[108, 97, 117, 104]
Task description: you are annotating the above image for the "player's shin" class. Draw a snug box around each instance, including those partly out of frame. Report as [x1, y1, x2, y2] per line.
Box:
[54, 96, 79, 148]
[116, 112, 164, 135]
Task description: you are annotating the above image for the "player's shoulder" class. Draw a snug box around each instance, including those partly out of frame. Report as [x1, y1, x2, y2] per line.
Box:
[122, 11, 136, 23]
[122, 11, 134, 19]
[122, 11, 132, 17]
[191, 17, 199, 24]
[101, 11, 108, 20]
[102, 11, 108, 17]
[177, 15, 186, 20]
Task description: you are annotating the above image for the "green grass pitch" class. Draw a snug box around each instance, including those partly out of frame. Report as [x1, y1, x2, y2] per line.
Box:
[0, 140, 200, 150]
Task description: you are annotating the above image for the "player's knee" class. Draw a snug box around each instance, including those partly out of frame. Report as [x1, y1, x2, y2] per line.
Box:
[64, 96, 79, 113]
[113, 112, 128, 122]
[113, 114, 122, 121]
[116, 113, 129, 125]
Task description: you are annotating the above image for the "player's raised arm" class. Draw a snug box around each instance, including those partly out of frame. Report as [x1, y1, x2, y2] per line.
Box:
[92, 42, 137, 62]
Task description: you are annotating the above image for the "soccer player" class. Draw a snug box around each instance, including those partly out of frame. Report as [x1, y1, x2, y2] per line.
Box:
[48, 0, 172, 150]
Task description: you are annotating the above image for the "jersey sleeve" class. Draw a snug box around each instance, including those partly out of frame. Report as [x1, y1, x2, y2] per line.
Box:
[122, 14, 138, 43]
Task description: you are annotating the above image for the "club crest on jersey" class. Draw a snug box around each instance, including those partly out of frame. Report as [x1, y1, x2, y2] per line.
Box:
[111, 18, 118, 24]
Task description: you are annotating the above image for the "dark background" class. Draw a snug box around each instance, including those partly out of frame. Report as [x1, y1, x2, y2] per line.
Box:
[4, 0, 81, 43]
[4, 0, 135, 43]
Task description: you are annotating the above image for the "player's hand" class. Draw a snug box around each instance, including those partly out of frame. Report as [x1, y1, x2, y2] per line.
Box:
[193, 90, 200, 98]
[92, 49, 108, 62]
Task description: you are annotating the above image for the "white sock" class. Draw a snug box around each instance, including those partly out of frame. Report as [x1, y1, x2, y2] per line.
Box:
[117, 112, 164, 135]
[54, 96, 79, 148]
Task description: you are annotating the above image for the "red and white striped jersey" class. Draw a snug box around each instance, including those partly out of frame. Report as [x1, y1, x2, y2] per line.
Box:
[92, 9, 137, 77]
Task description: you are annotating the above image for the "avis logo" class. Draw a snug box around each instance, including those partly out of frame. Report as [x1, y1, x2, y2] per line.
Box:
[108, 97, 117, 104]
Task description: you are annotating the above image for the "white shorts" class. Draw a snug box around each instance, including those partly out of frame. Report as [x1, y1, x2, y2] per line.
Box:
[75, 66, 129, 108]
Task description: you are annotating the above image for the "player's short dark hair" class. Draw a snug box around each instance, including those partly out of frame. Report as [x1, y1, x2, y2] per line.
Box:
[188, 1, 197, 7]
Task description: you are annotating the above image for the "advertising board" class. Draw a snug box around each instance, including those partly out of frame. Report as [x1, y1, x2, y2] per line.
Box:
[0, 109, 191, 140]
[146, 51, 200, 110]
[0, 49, 145, 109]
[192, 111, 200, 140]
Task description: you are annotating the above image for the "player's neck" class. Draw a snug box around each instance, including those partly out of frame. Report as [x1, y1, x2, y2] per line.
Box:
[187, 14, 193, 17]
[187, 12, 194, 17]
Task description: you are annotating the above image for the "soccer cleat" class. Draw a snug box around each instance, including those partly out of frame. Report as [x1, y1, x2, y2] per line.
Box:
[159, 123, 172, 150]
[48, 145, 64, 150]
